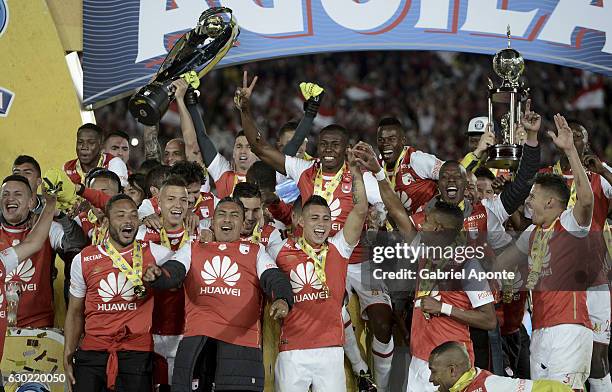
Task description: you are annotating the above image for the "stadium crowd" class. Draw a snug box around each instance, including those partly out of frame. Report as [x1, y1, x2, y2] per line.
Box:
[0, 51, 611, 392]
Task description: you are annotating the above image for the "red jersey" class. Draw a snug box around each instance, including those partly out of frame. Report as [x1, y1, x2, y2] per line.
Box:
[411, 256, 494, 362]
[380, 146, 442, 214]
[63, 153, 126, 185]
[193, 192, 217, 222]
[516, 209, 592, 330]
[462, 368, 534, 391]
[69, 241, 174, 389]
[137, 226, 192, 335]
[268, 231, 354, 352]
[137, 197, 161, 219]
[0, 222, 64, 327]
[0, 247, 19, 362]
[75, 211, 98, 242]
[208, 153, 245, 198]
[173, 241, 278, 348]
[284, 156, 382, 264]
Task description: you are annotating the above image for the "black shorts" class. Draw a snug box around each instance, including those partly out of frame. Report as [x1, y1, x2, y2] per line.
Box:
[73, 350, 152, 392]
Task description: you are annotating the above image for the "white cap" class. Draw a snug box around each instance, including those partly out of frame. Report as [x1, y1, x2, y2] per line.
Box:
[467, 116, 491, 135]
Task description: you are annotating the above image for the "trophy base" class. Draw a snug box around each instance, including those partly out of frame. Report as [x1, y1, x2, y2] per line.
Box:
[485, 144, 522, 170]
[128, 83, 170, 126]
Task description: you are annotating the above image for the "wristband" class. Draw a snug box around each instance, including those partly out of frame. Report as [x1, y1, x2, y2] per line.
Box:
[374, 168, 386, 181]
[441, 303, 453, 316]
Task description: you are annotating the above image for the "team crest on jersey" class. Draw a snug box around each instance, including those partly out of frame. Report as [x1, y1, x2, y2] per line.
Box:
[239, 243, 250, 255]
[200, 207, 210, 218]
[341, 182, 352, 194]
[200, 256, 241, 296]
[218, 244, 227, 251]
[402, 173, 414, 185]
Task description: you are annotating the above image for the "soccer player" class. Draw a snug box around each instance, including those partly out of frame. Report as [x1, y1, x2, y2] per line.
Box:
[474, 167, 496, 202]
[376, 116, 442, 214]
[138, 165, 171, 219]
[1, 175, 87, 327]
[232, 182, 280, 247]
[169, 161, 217, 229]
[64, 123, 128, 187]
[428, 342, 572, 392]
[496, 114, 595, 391]
[124, 173, 146, 207]
[163, 139, 187, 167]
[266, 147, 368, 391]
[236, 72, 394, 390]
[104, 130, 131, 166]
[12, 155, 44, 214]
[64, 194, 184, 392]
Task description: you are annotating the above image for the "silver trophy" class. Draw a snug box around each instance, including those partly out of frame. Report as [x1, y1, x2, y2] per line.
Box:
[5, 281, 20, 327]
[485, 26, 528, 170]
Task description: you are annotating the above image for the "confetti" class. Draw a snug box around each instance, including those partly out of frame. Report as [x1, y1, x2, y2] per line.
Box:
[23, 349, 37, 357]
[27, 339, 40, 347]
[34, 350, 47, 361]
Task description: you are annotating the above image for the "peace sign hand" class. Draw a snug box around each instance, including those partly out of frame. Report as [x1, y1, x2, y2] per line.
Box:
[234, 70, 259, 112]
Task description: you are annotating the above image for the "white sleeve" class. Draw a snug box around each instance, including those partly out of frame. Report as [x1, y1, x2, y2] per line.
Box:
[0, 247, 19, 275]
[74, 216, 83, 228]
[483, 200, 513, 250]
[207, 153, 232, 182]
[108, 157, 129, 187]
[484, 375, 533, 390]
[515, 225, 535, 255]
[363, 171, 383, 205]
[560, 208, 591, 238]
[329, 229, 356, 259]
[482, 196, 511, 224]
[267, 237, 288, 260]
[49, 221, 65, 250]
[284, 156, 314, 182]
[135, 225, 147, 241]
[600, 175, 612, 199]
[462, 259, 495, 308]
[138, 199, 156, 220]
[150, 242, 174, 265]
[256, 244, 280, 278]
[266, 229, 283, 252]
[409, 150, 444, 180]
[171, 241, 193, 273]
[69, 253, 86, 298]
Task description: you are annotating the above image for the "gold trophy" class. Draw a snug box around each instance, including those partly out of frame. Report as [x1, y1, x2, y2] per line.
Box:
[485, 26, 528, 170]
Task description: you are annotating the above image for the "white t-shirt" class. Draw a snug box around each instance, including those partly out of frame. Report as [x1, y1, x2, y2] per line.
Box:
[108, 157, 129, 187]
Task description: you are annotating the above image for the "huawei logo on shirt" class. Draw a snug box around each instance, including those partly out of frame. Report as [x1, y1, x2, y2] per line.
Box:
[200, 256, 241, 296]
[290, 262, 329, 303]
[96, 272, 137, 311]
[5, 259, 37, 292]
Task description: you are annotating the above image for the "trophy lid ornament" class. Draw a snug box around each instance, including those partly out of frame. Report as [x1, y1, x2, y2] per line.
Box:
[492, 26, 525, 88]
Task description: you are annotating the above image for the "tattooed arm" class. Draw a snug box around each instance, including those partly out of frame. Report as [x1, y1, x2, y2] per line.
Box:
[343, 148, 368, 247]
[143, 124, 162, 161]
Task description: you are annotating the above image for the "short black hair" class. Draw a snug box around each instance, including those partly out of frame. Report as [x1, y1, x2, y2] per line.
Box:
[169, 161, 206, 185]
[215, 196, 245, 219]
[246, 161, 276, 192]
[293, 195, 303, 215]
[474, 167, 496, 182]
[105, 194, 137, 216]
[127, 173, 146, 193]
[431, 201, 464, 231]
[85, 168, 122, 193]
[104, 130, 130, 143]
[534, 173, 571, 208]
[232, 182, 261, 200]
[320, 124, 349, 144]
[144, 165, 171, 198]
[138, 159, 161, 176]
[13, 155, 41, 176]
[377, 117, 403, 129]
[161, 175, 188, 190]
[77, 123, 104, 139]
[439, 160, 465, 177]
[277, 120, 300, 140]
[302, 195, 330, 213]
[429, 341, 469, 361]
[236, 130, 246, 139]
[2, 175, 32, 194]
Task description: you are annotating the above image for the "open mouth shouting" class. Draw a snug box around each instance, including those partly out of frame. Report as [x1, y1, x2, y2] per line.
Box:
[381, 149, 395, 161]
[4, 202, 19, 214]
[446, 185, 458, 200]
[312, 227, 327, 241]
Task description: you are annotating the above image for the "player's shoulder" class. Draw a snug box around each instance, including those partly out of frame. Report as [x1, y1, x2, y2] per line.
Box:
[80, 244, 106, 263]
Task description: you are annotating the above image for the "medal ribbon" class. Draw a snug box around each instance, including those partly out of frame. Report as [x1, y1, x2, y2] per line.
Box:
[76, 154, 105, 182]
[313, 163, 346, 205]
[526, 218, 558, 290]
[87, 210, 108, 246]
[159, 225, 189, 249]
[251, 222, 261, 244]
[297, 236, 329, 290]
[449, 368, 478, 392]
[104, 240, 144, 289]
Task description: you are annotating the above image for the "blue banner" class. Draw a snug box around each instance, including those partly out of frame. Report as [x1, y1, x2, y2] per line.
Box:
[83, 0, 612, 106]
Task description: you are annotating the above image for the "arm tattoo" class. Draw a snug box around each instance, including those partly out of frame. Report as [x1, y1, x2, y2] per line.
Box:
[352, 174, 363, 205]
[144, 125, 162, 161]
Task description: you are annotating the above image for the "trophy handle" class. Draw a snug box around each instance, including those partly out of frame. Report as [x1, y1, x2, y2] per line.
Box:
[488, 96, 493, 133]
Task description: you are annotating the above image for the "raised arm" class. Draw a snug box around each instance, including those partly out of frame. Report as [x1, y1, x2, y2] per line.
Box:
[550, 114, 593, 226]
[282, 83, 324, 156]
[235, 71, 287, 175]
[184, 89, 218, 168]
[353, 142, 416, 241]
[143, 124, 162, 161]
[342, 149, 368, 246]
[12, 193, 57, 262]
[461, 124, 496, 172]
[172, 79, 204, 166]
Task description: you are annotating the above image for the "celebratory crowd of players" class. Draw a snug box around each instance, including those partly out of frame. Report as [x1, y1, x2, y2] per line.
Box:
[0, 71, 611, 392]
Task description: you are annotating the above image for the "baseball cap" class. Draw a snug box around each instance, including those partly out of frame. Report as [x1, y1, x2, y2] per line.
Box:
[467, 117, 491, 135]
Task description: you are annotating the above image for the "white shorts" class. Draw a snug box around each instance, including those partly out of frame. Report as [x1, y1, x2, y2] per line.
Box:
[275, 347, 345, 392]
[406, 356, 436, 392]
[530, 324, 593, 389]
[587, 284, 611, 344]
[153, 334, 182, 383]
[346, 262, 392, 320]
